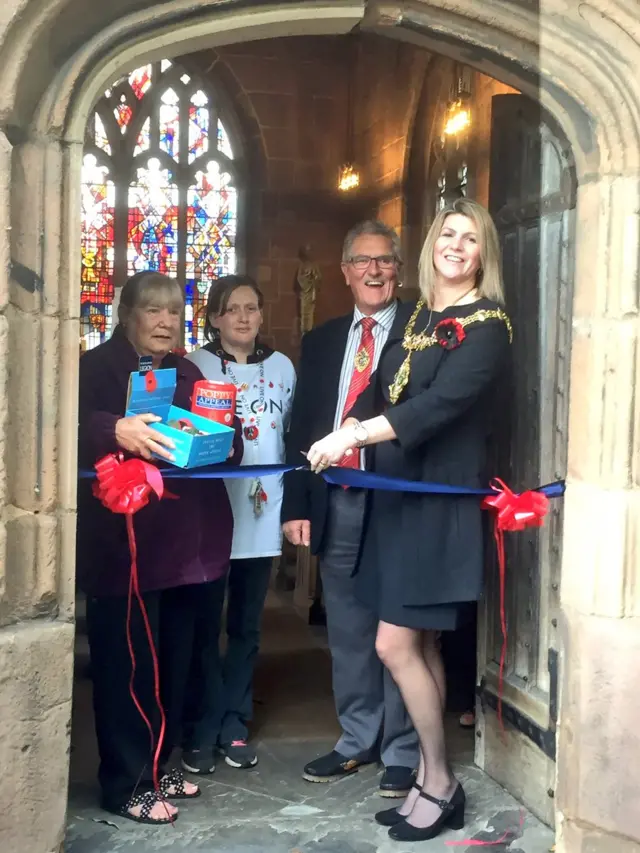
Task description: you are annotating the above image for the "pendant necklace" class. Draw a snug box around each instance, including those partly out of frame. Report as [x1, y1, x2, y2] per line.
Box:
[422, 285, 478, 334]
[225, 359, 268, 517]
[389, 285, 514, 404]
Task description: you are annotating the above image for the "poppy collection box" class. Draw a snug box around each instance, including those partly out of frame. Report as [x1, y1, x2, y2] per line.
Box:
[126, 368, 234, 468]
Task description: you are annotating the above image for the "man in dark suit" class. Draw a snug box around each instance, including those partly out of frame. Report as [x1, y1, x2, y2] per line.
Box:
[281, 221, 418, 797]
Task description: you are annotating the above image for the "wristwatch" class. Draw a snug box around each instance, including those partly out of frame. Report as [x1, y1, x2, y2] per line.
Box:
[352, 420, 369, 448]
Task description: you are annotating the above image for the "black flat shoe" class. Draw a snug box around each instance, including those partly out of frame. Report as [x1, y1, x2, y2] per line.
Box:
[379, 765, 416, 798]
[388, 782, 465, 842]
[375, 783, 420, 826]
[302, 750, 370, 782]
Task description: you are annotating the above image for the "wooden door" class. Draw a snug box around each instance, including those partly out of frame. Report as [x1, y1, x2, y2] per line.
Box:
[475, 93, 576, 826]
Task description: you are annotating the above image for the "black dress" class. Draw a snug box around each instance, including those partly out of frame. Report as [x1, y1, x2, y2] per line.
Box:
[354, 298, 512, 631]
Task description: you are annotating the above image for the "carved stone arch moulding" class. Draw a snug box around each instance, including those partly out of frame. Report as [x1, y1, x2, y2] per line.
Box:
[361, 0, 640, 176]
[0, 0, 635, 174]
[1, 4, 640, 853]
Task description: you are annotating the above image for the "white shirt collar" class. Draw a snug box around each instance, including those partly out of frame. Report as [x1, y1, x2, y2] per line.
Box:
[352, 300, 398, 332]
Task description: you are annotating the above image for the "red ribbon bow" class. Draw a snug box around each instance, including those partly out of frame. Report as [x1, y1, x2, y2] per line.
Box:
[93, 453, 169, 809]
[93, 453, 165, 514]
[481, 479, 550, 734]
[481, 478, 549, 532]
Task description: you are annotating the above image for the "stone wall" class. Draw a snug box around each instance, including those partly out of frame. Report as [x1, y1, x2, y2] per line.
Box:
[353, 34, 430, 237]
[183, 36, 505, 344]
[186, 33, 446, 346]
[1, 2, 640, 853]
[350, 43, 517, 282]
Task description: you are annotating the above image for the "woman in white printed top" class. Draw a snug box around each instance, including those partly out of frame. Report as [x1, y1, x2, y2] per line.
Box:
[182, 275, 296, 773]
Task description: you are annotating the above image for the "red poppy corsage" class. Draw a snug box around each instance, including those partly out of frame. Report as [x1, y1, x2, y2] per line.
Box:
[434, 318, 466, 350]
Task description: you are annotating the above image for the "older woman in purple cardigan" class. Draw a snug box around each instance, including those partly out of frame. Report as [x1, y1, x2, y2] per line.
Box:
[77, 271, 243, 825]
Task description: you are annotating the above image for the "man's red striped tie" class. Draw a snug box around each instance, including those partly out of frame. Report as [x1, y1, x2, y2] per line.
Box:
[339, 316, 377, 470]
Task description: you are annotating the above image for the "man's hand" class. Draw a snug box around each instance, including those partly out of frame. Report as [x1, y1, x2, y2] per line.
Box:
[115, 413, 175, 461]
[283, 519, 311, 548]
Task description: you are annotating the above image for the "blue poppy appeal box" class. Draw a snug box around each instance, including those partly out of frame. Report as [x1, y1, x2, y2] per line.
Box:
[126, 368, 234, 468]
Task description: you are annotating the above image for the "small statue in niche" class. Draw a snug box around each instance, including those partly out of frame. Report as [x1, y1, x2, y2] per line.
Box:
[296, 244, 321, 334]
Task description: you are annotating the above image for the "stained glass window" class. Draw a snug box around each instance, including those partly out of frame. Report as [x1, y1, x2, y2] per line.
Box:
[218, 120, 234, 160]
[94, 115, 111, 155]
[115, 94, 134, 133]
[159, 88, 180, 161]
[189, 91, 209, 163]
[130, 64, 152, 100]
[128, 159, 179, 276]
[134, 117, 151, 156]
[81, 155, 115, 350]
[184, 162, 237, 345]
[81, 60, 240, 351]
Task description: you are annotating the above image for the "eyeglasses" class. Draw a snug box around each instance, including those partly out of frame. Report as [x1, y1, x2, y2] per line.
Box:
[346, 254, 398, 270]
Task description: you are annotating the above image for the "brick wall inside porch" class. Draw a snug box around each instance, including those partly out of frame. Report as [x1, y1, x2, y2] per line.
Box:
[185, 35, 512, 359]
[187, 37, 362, 361]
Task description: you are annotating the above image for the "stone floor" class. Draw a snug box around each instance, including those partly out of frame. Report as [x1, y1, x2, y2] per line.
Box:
[65, 593, 555, 853]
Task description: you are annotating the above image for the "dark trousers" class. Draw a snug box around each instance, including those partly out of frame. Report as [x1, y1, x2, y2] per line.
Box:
[86, 578, 226, 810]
[321, 488, 419, 767]
[183, 557, 272, 749]
[441, 605, 478, 711]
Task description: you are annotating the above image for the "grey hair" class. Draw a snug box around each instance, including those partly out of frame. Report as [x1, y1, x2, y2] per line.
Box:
[342, 220, 403, 265]
[116, 271, 183, 330]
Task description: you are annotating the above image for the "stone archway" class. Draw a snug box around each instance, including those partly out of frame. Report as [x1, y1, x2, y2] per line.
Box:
[1, 2, 639, 851]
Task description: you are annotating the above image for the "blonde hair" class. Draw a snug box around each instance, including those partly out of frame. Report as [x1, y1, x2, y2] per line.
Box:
[418, 198, 504, 307]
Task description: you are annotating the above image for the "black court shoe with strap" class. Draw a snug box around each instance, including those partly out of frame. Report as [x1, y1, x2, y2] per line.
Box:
[388, 782, 465, 842]
[374, 782, 421, 827]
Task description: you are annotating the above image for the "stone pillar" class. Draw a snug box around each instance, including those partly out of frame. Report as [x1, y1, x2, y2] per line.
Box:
[0, 132, 9, 583]
[0, 130, 75, 853]
[556, 173, 640, 852]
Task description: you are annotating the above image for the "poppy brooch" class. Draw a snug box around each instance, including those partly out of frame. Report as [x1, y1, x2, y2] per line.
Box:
[434, 318, 466, 350]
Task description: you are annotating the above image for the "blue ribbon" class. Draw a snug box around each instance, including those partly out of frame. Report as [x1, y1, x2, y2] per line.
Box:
[79, 462, 565, 498]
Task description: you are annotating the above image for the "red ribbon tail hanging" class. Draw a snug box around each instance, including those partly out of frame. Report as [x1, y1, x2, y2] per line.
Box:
[93, 454, 173, 820]
[481, 480, 550, 740]
[446, 829, 513, 848]
[494, 523, 507, 737]
[125, 530, 155, 778]
[125, 515, 167, 799]
[445, 810, 525, 847]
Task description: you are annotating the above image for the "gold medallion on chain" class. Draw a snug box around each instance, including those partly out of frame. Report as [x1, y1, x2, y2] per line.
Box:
[354, 346, 371, 373]
[388, 301, 513, 404]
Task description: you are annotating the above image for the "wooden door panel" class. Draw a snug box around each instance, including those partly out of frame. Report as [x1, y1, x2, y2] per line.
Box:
[476, 93, 575, 826]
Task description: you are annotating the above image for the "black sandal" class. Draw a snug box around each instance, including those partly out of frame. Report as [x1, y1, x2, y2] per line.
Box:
[116, 790, 177, 825]
[160, 768, 201, 800]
